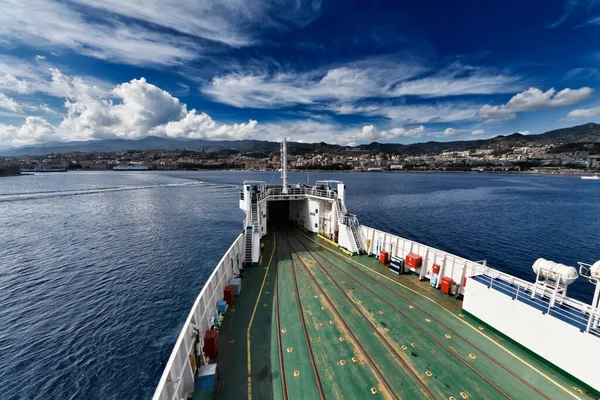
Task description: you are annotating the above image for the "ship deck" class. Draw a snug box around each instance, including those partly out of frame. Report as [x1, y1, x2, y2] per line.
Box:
[212, 225, 597, 400]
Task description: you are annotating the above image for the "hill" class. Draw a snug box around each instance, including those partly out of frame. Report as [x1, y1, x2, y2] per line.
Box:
[1, 122, 599, 157]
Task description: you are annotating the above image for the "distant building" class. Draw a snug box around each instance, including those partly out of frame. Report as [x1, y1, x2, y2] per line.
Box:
[390, 164, 403, 170]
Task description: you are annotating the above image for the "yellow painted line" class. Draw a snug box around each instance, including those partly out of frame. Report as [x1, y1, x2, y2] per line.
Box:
[316, 233, 338, 248]
[247, 231, 277, 400]
[339, 247, 353, 256]
[295, 228, 583, 400]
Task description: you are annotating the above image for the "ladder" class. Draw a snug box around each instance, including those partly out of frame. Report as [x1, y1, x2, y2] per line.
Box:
[350, 223, 366, 254]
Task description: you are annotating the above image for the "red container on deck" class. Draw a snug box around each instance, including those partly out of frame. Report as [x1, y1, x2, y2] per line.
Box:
[405, 253, 422, 269]
[204, 329, 218, 358]
[441, 276, 453, 295]
[432, 264, 441, 275]
[379, 250, 389, 265]
[224, 286, 234, 305]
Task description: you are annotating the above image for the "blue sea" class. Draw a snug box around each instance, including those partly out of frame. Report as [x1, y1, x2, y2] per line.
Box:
[1, 171, 599, 399]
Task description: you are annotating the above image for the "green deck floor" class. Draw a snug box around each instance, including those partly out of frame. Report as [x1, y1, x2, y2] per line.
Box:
[215, 225, 597, 400]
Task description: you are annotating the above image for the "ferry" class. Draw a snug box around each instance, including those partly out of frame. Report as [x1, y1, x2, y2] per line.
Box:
[154, 139, 600, 400]
[580, 175, 599, 180]
[20, 165, 67, 172]
[112, 165, 150, 171]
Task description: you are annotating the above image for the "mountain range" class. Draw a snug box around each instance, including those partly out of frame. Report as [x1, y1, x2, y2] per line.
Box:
[1, 122, 599, 157]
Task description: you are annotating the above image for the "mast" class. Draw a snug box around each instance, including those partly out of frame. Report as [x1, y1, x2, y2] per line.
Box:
[281, 138, 288, 194]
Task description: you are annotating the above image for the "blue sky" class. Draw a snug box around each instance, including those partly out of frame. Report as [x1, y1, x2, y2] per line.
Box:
[1, 0, 600, 148]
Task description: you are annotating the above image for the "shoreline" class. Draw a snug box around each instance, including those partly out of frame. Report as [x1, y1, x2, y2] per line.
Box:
[55, 168, 600, 176]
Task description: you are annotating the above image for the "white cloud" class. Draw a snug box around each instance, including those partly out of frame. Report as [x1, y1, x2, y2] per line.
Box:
[0, 0, 200, 66]
[478, 87, 594, 122]
[350, 125, 425, 143]
[562, 106, 600, 121]
[255, 119, 428, 145]
[0, 116, 60, 147]
[329, 102, 478, 124]
[202, 61, 519, 108]
[443, 127, 461, 136]
[518, 131, 531, 135]
[477, 104, 518, 123]
[203, 61, 426, 108]
[72, 0, 323, 48]
[0, 70, 261, 147]
[471, 129, 485, 136]
[0, 74, 30, 94]
[34, 55, 46, 61]
[0, 0, 324, 66]
[0, 55, 113, 97]
[150, 110, 258, 140]
[0, 93, 23, 113]
[390, 63, 521, 98]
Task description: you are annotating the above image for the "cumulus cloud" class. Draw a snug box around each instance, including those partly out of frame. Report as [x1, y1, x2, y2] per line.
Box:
[0, 70, 260, 147]
[478, 87, 593, 123]
[0, 116, 60, 147]
[202, 61, 519, 109]
[443, 128, 461, 136]
[0, 93, 23, 113]
[562, 106, 600, 121]
[150, 110, 257, 140]
[350, 125, 425, 143]
[471, 129, 485, 136]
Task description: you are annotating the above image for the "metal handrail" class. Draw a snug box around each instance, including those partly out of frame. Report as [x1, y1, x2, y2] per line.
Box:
[257, 185, 338, 201]
[476, 268, 598, 333]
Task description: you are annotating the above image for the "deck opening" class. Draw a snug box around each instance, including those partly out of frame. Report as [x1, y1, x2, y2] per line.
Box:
[267, 200, 291, 226]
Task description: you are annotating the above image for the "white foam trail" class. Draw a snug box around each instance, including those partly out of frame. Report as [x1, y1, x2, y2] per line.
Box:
[0, 181, 204, 203]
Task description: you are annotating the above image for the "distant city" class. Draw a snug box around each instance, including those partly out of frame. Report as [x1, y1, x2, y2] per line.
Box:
[1, 123, 599, 176]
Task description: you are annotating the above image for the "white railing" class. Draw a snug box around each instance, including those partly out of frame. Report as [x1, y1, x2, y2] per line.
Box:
[361, 225, 600, 336]
[257, 185, 337, 202]
[153, 233, 244, 400]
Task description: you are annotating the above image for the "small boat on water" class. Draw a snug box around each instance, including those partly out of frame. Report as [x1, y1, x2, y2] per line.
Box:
[581, 175, 600, 180]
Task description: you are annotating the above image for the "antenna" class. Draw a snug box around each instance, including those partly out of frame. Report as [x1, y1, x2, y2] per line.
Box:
[281, 138, 288, 194]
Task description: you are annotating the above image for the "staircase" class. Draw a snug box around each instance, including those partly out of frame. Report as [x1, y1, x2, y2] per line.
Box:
[335, 196, 366, 255]
[244, 231, 253, 265]
[245, 196, 259, 266]
[336, 198, 345, 214]
[251, 198, 259, 227]
[350, 223, 366, 254]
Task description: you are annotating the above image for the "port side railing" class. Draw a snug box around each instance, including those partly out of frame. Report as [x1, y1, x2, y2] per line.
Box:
[361, 225, 600, 337]
[153, 233, 244, 400]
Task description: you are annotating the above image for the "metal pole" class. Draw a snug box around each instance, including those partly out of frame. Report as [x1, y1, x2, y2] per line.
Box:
[587, 281, 600, 332]
[281, 138, 288, 194]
